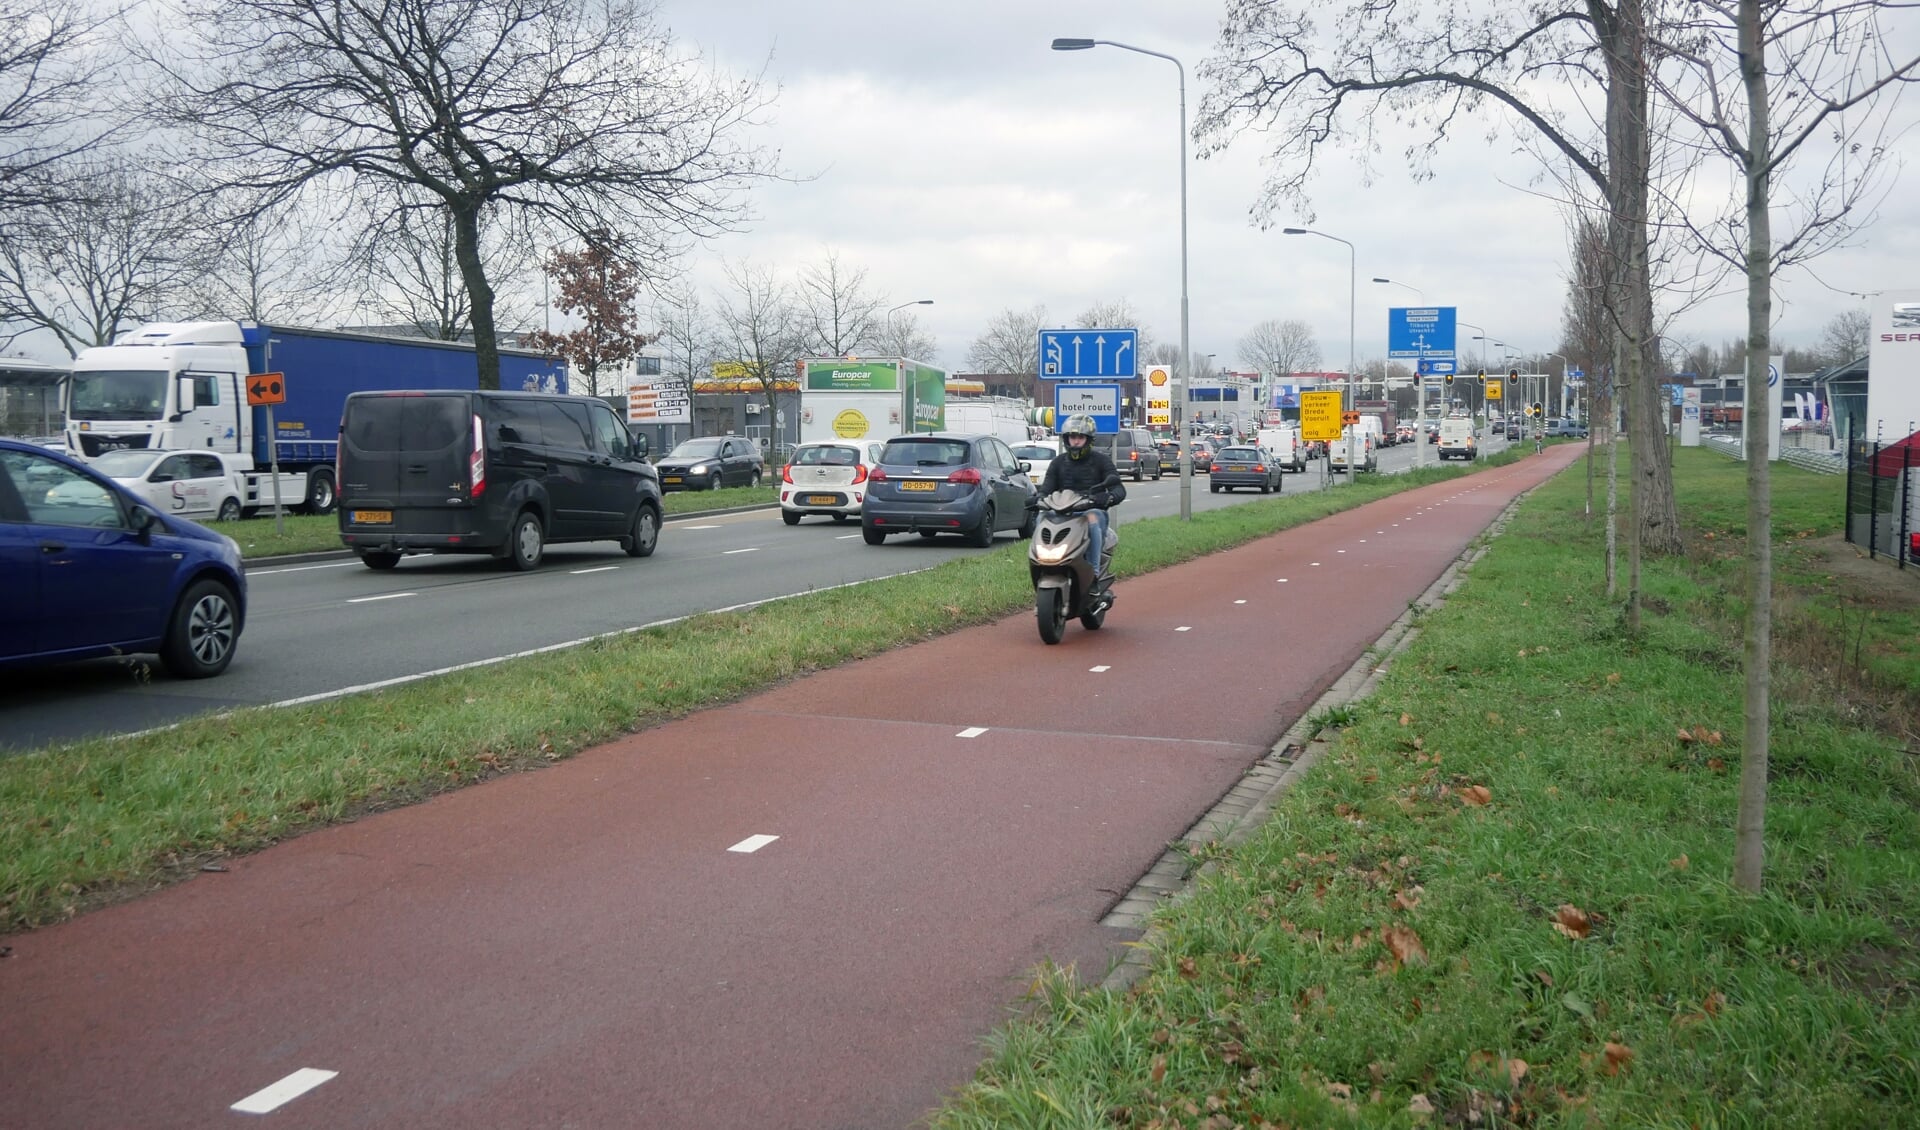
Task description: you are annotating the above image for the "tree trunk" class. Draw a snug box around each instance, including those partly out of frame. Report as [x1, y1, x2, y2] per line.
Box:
[451, 205, 501, 390]
[1733, 0, 1772, 894]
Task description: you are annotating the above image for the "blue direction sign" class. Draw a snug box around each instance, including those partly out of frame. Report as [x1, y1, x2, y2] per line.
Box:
[1052, 382, 1121, 433]
[1039, 327, 1137, 379]
[1388, 307, 1457, 359]
[1418, 358, 1456, 375]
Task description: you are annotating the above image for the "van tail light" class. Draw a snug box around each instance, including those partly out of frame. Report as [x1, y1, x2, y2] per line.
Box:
[781, 464, 794, 484]
[851, 464, 868, 484]
[469, 414, 486, 498]
[869, 466, 888, 483]
[947, 467, 982, 485]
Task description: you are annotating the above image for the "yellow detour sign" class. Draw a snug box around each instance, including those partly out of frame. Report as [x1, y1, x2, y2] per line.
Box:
[1300, 390, 1344, 441]
[1485, 378, 1503, 401]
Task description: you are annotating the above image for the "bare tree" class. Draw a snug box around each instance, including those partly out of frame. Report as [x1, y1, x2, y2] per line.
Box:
[966, 303, 1047, 375]
[1073, 298, 1160, 362]
[870, 310, 936, 362]
[146, 0, 777, 388]
[1817, 308, 1872, 365]
[0, 155, 213, 355]
[712, 259, 801, 419]
[794, 251, 882, 357]
[1238, 318, 1321, 378]
[1648, 0, 1920, 894]
[181, 203, 351, 326]
[651, 281, 712, 433]
[340, 198, 541, 341]
[0, 0, 120, 217]
[521, 229, 652, 399]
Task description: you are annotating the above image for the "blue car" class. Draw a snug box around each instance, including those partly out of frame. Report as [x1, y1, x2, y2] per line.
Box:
[0, 438, 247, 677]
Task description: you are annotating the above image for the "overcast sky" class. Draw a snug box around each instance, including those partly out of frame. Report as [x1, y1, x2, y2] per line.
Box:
[663, 0, 1920, 376]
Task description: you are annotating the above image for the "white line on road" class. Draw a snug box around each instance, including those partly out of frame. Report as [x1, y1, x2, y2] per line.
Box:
[682, 524, 723, 530]
[569, 566, 619, 575]
[1276, 578, 1289, 583]
[231, 1068, 338, 1114]
[722, 547, 761, 555]
[1175, 626, 1192, 632]
[346, 592, 415, 604]
[836, 534, 860, 540]
[728, 834, 779, 853]
[957, 727, 988, 738]
[1234, 599, 1247, 605]
[247, 560, 360, 577]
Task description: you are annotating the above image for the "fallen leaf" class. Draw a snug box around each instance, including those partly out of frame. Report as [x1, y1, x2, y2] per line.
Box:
[1178, 957, 1198, 979]
[1606, 672, 1622, 684]
[1408, 1093, 1435, 1118]
[1603, 1042, 1635, 1076]
[1676, 727, 1697, 744]
[1670, 854, 1690, 870]
[1707, 730, 1724, 746]
[1508, 1058, 1529, 1086]
[1150, 1054, 1167, 1083]
[1707, 758, 1726, 772]
[1703, 991, 1726, 1016]
[1326, 1082, 1353, 1100]
[1381, 924, 1429, 967]
[1460, 785, 1492, 806]
[1400, 712, 1413, 726]
[1534, 970, 1555, 987]
[1394, 888, 1422, 910]
[1552, 904, 1592, 940]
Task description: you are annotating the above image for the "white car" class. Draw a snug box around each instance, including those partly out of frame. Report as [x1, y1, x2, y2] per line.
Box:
[63, 449, 246, 521]
[1011, 438, 1062, 487]
[779, 440, 884, 524]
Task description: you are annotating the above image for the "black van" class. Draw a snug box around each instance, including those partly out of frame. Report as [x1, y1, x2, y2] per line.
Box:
[338, 390, 663, 571]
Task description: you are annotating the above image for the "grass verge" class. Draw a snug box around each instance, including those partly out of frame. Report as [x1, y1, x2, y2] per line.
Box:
[929, 447, 1920, 1128]
[1, 458, 1516, 934]
[218, 484, 782, 559]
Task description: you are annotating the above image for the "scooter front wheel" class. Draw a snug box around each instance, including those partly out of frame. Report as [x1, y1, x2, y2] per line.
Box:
[1036, 586, 1067, 645]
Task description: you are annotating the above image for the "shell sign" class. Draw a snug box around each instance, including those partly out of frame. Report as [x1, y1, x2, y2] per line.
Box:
[1145, 365, 1172, 426]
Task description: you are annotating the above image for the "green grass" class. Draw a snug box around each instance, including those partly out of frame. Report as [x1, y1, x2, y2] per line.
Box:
[218, 484, 782, 558]
[929, 448, 1920, 1129]
[1, 459, 1507, 934]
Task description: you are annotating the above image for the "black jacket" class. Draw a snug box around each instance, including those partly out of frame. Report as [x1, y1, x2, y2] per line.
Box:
[1037, 445, 1126, 508]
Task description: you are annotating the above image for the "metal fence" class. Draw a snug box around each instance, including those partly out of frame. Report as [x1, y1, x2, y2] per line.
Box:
[1845, 437, 1919, 568]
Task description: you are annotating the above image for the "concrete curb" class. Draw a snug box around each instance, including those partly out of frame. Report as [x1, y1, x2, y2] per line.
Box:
[1094, 489, 1527, 993]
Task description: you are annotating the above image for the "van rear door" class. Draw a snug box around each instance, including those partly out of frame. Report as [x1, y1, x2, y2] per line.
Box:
[341, 393, 471, 516]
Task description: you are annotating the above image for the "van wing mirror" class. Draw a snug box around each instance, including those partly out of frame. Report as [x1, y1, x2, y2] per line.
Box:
[627, 429, 649, 460]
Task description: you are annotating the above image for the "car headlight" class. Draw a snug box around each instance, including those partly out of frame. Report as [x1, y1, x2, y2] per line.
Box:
[689, 464, 708, 475]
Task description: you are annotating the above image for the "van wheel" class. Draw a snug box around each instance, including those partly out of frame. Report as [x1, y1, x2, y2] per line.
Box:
[159, 578, 240, 678]
[361, 551, 402, 570]
[303, 469, 337, 515]
[781, 510, 802, 526]
[625, 504, 659, 558]
[1132, 466, 1144, 482]
[507, 511, 544, 570]
[1153, 466, 1163, 481]
[216, 497, 242, 522]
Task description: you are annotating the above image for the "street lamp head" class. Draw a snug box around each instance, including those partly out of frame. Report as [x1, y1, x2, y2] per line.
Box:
[1051, 37, 1096, 50]
[1281, 227, 1309, 235]
[1371, 277, 1392, 284]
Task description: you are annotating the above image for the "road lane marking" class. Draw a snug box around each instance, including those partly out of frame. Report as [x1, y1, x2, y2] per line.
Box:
[346, 592, 415, 604]
[681, 524, 723, 530]
[728, 834, 779, 853]
[247, 560, 361, 577]
[1234, 599, 1247, 604]
[231, 1068, 337, 1114]
[1175, 626, 1192, 632]
[1311, 562, 1321, 566]
[957, 727, 988, 738]
[1277, 578, 1289, 583]
[570, 566, 619, 575]
[722, 547, 761, 555]
[836, 534, 860, 539]
[1090, 665, 1111, 673]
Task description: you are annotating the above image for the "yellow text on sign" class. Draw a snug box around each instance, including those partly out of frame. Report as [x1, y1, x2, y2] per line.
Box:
[1299, 390, 1345, 442]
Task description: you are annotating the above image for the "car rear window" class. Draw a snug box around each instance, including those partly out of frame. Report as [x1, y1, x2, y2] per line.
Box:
[1218, 447, 1259, 461]
[795, 445, 860, 466]
[880, 439, 969, 467]
[1011, 444, 1056, 461]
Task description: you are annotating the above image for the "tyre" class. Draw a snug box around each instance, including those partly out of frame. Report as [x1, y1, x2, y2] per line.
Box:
[782, 509, 802, 526]
[216, 497, 242, 522]
[750, 467, 763, 487]
[1132, 466, 1143, 482]
[862, 525, 888, 545]
[1259, 482, 1271, 494]
[706, 472, 722, 492]
[832, 513, 850, 523]
[625, 504, 659, 558]
[507, 510, 544, 571]
[1036, 586, 1067, 645]
[1210, 483, 1221, 494]
[158, 577, 240, 678]
[1017, 506, 1036, 539]
[1079, 601, 1107, 631]
[966, 505, 995, 547]
[360, 550, 402, 570]
[1152, 465, 1163, 481]
[918, 530, 939, 539]
[303, 469, 337, 515]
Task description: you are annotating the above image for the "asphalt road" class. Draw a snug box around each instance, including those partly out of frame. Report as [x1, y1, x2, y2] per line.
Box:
[0, 435, 1504, 751]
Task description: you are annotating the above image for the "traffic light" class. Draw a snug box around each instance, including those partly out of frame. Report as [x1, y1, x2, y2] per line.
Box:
[1509, 368, 1520, 380]
[1477, 369, 1486, 379]
[1444, 372, 1454, 386]
[1533, 400, 1544, 416]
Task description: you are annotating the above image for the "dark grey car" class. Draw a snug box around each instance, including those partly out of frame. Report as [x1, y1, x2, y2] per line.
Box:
[861, 433, 1037, 547]
[1206, 445, 1284, 493]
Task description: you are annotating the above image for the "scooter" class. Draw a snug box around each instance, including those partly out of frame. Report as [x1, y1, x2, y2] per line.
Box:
[1027, 490, 1115, 645]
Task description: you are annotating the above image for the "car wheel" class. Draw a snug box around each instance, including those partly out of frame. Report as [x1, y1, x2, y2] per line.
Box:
[625, 503, 659, 558]
[781, 510, 802, 526]
[360, 550, 402, 570]
[1017, 505, 1036, 539]
[832, 513, 850, 523]
[303, 469, 337, 515]
[750, 467, 763, 487]
[216, 497, 242, 522]
[862, 525, 888, 545]
[1259, 482, 1271, 494]
[1132, 466, 1144, 482]
[707, 472, 722, 492]
[507, 510, 544, 571]
[158, 577, 240, 679]
[1036, 585, 1067, 645]
[918, 530, 939, 539]
[1210, 483, 1221, 493]
[966, 505, 995, 548]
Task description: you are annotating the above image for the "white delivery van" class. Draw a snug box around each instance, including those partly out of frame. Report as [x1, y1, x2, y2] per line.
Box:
[1326, 426, 1378, 473]
[1438, 415, 1478, 460]
[1256, 426, 1307, 473]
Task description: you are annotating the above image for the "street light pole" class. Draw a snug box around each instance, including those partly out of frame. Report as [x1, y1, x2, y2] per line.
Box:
[1374, 277, 1427, 468]
[1285, 227, 1356, 484]
[1053, 37, 1192, 519]
[885, 299, 933, 353]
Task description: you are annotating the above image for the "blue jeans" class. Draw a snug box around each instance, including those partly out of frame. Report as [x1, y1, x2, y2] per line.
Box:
[1085, 507, 1109, 574]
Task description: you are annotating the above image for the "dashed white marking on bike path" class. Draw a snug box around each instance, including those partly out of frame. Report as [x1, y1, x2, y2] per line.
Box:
[231, 1068, 337, 1114]
[956, 727, 989, 738]
[728, 835, 779, 854]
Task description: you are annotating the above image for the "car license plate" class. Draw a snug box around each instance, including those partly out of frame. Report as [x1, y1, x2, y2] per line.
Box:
[900, 480, 937, 492]
[663, 476, 682, 484]
[352, 509, 392, 524]
[806, 494, 838, 505]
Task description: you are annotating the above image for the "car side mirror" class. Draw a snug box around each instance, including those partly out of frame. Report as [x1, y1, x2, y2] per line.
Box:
[131, 505, 160, 539]
[1017, 461, 1031, 473]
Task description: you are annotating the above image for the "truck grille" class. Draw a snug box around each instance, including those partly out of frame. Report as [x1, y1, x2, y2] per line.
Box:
[78, 433, 152, 457]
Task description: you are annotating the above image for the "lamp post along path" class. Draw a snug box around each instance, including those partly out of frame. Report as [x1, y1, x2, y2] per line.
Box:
[1053, 37, 1192, 519]
[1286, 228, 1356, 483]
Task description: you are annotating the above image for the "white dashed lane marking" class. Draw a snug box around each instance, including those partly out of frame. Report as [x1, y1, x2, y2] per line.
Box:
[231, 1069, 338, 1114]
[722, 547, 761, 555]
[346, 592, 414, 604]
[956, 727, 989, 738]
[570, 566, 619, 575]
[728, 835, 779, 854]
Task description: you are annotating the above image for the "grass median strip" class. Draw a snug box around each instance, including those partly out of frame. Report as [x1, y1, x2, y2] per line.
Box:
[1, 458, 1512, 933]
[930, 449, 1920, 1128]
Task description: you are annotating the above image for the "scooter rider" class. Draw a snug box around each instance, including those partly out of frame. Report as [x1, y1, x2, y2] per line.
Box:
[1031, 413, 1126, 572]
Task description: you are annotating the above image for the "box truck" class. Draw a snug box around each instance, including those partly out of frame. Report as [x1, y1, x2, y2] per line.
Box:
[64, 321, 565, 513]
[796, 358, 946, 447]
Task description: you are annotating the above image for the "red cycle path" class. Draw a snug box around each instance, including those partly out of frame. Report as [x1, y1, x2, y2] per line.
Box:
[2, 448, 1581, 1130]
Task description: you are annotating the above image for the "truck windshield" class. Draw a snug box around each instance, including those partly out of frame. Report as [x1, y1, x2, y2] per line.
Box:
[69, 370, 168, 421]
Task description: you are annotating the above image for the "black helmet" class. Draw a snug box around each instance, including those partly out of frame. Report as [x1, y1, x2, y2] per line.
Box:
[1060, 413, 1097, 458]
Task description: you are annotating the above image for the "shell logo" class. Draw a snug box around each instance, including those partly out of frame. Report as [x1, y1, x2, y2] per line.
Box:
[1146, 366, 1170, 387]
[832, 408, 870, 438]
